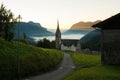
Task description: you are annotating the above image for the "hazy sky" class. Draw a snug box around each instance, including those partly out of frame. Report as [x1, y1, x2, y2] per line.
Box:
[0, 0, 120, 29]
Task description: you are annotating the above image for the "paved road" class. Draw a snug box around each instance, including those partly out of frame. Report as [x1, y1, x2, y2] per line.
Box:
[24, 53, 75, 80]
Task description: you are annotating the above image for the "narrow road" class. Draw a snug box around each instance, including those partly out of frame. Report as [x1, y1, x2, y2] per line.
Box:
[24, 53, 75, 80]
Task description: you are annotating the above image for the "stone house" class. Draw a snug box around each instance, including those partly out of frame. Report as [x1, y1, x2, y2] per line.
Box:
[92, 13, 120, 64]
[61, 39, 81, 52]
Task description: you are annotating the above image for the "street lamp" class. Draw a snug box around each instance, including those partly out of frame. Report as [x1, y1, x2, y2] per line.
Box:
[16, 15, 22, 80]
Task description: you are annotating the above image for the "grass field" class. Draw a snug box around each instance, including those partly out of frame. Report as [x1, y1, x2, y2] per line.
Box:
[64, 53, 120, 80]
[0, 38, 63, 79]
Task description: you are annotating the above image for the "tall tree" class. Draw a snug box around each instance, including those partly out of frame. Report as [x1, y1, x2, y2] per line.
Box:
[0, 4, 15, 41]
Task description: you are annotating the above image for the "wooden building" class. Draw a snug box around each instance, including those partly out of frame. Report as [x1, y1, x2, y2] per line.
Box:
[92, 13, 120, 64]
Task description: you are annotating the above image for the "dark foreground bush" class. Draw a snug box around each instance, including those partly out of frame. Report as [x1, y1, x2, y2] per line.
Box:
[0, 39, 63, 80]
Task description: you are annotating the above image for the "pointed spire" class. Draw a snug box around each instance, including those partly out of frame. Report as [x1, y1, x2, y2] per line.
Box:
[57, 19, 59, 30]
[55, 19, 61, 50]
[56, 19, 61, 34]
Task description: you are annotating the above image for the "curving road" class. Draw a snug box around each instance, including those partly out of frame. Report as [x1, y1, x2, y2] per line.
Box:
[24, 53, 75, 80]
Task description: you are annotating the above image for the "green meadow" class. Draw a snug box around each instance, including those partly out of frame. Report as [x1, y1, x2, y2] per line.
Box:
[0, 39, 63, 79]
[64, 53, 120, 80]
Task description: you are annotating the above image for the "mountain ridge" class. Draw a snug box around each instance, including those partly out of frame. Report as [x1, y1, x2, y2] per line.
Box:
[14, 21, 54, 43]
[70, 20, 101, 30]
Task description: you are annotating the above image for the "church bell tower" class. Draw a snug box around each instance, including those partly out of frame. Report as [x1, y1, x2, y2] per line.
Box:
[55, 20, 61, 50]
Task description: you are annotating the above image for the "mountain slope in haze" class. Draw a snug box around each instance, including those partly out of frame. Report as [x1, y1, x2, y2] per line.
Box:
[80, 29, 101, 51]
[70, 20, 101, 30]
[63, 30, 91, 35]
[14, 21, 54, 39]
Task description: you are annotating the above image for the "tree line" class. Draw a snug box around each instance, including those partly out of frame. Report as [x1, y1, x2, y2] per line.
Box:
[36, 38, 55, 49]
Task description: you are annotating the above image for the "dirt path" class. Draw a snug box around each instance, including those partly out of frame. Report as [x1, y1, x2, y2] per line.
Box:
[24, 53, 75, 80]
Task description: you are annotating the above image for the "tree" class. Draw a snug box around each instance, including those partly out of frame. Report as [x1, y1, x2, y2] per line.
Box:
[51, 40, 55, 48]
[36, 38, 55, 49]
[19, 32, 28, 44]
[36, 38, 51, 48]
[0, 4, 15, 41]
[42, 38, 51, 48]
[36, 39, 43, 47]
[23, 32, 27, 40]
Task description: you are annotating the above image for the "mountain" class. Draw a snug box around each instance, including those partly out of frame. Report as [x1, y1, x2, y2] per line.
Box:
[14, 21, 54, 43]
[80, 29, 101, 51]
[70, 20, 101, 30]
[47, 29, 56, 33]
[63, 30, 90, 35]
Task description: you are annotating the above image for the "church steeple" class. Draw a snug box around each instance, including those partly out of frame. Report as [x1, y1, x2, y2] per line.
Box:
[56, 19, 60, 34]
[55, 19, 61, 50]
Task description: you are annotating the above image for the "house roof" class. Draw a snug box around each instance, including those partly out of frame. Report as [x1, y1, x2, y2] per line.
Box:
[92, 13, 120, 29]
[61, 39, 79, 47]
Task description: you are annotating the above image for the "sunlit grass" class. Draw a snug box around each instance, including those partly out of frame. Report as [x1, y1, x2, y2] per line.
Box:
[71, 53, 101, 66]
[64, 53, 120, 80]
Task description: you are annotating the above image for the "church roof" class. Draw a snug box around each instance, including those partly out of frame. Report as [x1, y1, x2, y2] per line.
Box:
[55, 20, 61, 36]
[61, 39, 79, 47]
[92, 13, 120, 29]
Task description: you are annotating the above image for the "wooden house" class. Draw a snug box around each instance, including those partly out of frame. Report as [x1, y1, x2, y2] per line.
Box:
[92, 13, 120, 64]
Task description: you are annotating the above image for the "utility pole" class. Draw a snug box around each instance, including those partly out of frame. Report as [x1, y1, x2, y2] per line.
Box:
[17, 15, 22, 80]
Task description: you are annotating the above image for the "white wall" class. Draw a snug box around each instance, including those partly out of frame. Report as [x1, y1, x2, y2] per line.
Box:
[61, 44, 76, 52]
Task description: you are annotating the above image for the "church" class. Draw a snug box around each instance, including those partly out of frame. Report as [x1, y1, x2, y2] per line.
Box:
[55, 20, 81, 52]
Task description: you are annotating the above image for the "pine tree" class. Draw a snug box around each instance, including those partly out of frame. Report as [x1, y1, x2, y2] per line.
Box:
[0, 4, 15, 41]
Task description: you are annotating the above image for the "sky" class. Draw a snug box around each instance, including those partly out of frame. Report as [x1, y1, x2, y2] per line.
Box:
[0, 0, 120, 29]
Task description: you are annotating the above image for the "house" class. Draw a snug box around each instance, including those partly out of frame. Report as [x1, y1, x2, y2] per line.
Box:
[92, 13, 120, 65]
[61, 39, 81, 52]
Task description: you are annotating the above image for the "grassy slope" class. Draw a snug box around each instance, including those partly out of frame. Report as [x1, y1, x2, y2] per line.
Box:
[64, 53, 120, 80]
[0, 39, 63, 79]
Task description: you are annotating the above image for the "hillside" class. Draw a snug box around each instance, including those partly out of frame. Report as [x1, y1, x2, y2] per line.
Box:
[14, 21, 54, 39]
[0, 39, 63, 79]
[63, 30, 90, 35]
[80, 29, 101, 51]
[70, 20, 101, 30]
